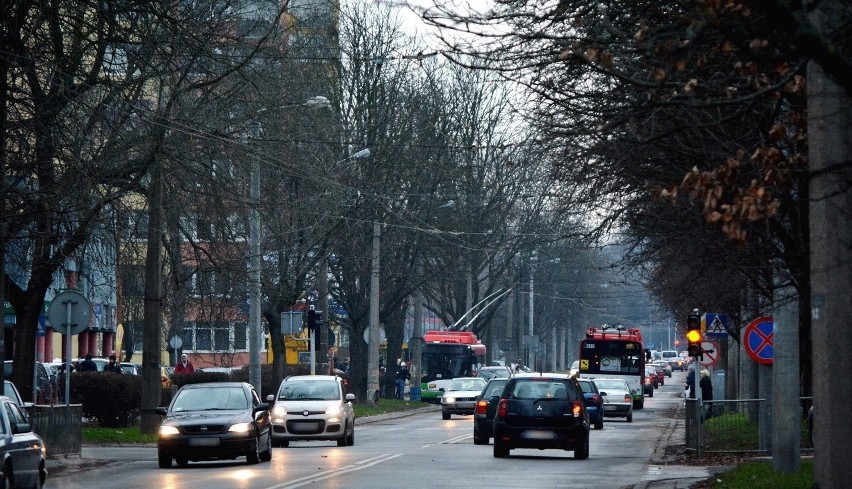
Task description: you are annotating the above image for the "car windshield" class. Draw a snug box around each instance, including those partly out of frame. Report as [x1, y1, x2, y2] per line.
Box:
[511, 380, 575, 400]
[278, 380, 339, 401]
[478, 369, 508, 380]
[595, 380, 628, 391]
[172, 386, 248, 412]
[483, 380, 507, 397]
[448, 378, 485, 391]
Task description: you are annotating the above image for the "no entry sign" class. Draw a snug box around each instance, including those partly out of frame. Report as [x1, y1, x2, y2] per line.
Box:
[744, 316, 774, 365]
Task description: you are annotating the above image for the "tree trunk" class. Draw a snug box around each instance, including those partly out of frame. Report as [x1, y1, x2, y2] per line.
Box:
[807, 16, 852, 486]
[140, 160, 164, 435]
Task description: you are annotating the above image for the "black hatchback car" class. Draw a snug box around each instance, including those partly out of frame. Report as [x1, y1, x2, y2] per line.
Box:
[156, 382, 272, 468]
[473, 377, 509, 445]
[491, 373, 590, 459]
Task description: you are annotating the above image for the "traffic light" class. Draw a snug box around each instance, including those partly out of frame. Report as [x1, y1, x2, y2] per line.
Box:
[686, 313, 702, 357]
[306, 309, 317, 333]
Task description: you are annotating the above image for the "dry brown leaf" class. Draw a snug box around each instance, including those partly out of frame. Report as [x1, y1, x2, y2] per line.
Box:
[654, 68, 666, 81]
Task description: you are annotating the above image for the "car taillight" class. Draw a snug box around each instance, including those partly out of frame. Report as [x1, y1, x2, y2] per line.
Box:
[571, 400, 582, 418]
[497, 398, 508, 418]
[590, 394, 600, 405]
[475, 399, 488, 415]
[624, 394, 632, 403]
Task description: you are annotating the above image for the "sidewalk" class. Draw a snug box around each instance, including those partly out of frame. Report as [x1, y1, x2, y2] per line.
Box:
[632, 398, 729, 489]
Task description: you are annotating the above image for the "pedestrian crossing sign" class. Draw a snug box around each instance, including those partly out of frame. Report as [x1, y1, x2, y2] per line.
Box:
[703, 313, 729, 337]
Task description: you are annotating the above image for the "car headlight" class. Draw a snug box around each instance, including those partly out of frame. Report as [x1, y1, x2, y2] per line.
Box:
[325, 404, 341, 416]
[159, 425, 180, 436]
[442, 396, 456, 404]
[272, 404, 288, 416]
[228, 422, 253, 434]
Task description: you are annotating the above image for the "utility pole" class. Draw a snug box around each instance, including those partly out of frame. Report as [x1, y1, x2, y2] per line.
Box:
[366, 220, 381, 404]
[248, 123, 261, 393]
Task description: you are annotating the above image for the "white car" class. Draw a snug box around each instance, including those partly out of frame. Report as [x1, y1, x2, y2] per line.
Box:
[441, 377, 487, 419]
[267, 375, 355, 447]
[592, 378, 634, 422]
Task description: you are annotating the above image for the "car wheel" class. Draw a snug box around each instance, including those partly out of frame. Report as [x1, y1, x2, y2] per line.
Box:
[337, 423, 348, 447]
[473, 425, 488, 445]
[280, 440, 290, 448]
[627, 411, 633, 423]
[594, 418, 603, 430]
[660, 379, 664, 386]
[648, 389, 653, 398]
[246, 437, 261, 464]
[346, 421, 355, 446]
[158, 454, 172, 469]
[493, 440, 510, 458]
[175, 457, 188, 467]
[442, 410, 451, 420]
[1, 462, 11, 489]
[574, 434, 590, 460]
[260, 433, 273, 462]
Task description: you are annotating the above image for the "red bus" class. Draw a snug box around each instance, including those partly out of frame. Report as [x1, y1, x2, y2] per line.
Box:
[419, 331, 486, 403]
[578, 325, 646, 409]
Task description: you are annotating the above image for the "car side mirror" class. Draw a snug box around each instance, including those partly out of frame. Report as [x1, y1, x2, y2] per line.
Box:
[489, 395, 500, 404]
[154, 407, 168, 416]
[599, 391, 607, 396]
[345, 393, 355, 402]
[12, 422, 31, 434]
[438, 388, 445, 392]
[254, 402, 270, 414]
[266, 394, 275, 403]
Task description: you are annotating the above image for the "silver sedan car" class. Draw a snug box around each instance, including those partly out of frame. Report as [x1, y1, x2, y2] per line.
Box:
[441, 377, 487, 419]
[592, 378, 634, 422]
[267, 375, 355, 447]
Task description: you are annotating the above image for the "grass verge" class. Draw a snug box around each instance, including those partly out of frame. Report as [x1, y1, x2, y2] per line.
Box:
[706, 460, 813, 488]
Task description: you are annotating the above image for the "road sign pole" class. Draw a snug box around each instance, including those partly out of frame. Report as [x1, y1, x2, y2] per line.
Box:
[64, 300, 73, 406]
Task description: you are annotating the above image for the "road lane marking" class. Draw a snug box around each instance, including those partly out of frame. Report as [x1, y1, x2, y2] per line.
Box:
[266, 453, 402, 489]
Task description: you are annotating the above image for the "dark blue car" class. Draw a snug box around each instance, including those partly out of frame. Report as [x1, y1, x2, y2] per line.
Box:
[577, 378, 604, 430]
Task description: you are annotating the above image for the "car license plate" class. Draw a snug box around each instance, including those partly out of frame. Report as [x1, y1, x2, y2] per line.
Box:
[524, 430, 555, 440]
[604, 405, 617, 411]
[188, 437, 220, 447]
[290, 422, 319, 433]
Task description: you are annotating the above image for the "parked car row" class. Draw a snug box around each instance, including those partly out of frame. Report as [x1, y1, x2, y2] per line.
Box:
[0, 381, 47, 488]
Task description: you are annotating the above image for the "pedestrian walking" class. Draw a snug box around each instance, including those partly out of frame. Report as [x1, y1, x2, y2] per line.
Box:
[104, 354, 122, 373]
[700, 369, 714, 421]
[77, 352, 98, 372]
[174, 354, 195, 374]
[395, 362, 411, 400]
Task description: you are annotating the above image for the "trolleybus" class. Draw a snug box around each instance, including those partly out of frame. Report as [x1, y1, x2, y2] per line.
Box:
[419, 330, 486, 403]
[578, 324, 646, 409]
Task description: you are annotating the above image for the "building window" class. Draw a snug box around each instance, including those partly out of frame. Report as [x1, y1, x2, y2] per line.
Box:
[234, 322, 247, 350]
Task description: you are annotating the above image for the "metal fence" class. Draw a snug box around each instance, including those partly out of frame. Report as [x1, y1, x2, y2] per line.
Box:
[685, 397, 814, 454]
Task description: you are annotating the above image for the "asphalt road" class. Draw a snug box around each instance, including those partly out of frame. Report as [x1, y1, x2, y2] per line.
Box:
[48, 371, 715, 489]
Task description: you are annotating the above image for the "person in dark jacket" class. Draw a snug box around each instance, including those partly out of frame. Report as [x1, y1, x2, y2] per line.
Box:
[700, 369, 714, 421]
[77, 352, 98, 372]
[104, 354, 122, 373]
[395, 362, 411, 400]
[684, 365, 696, 399]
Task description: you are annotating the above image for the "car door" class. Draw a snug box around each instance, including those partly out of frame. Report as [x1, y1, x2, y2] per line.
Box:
[2, 399, 39, 476]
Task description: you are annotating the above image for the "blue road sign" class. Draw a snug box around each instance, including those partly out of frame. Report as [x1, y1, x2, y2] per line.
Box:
[744, 316, 774, 365]
[704, 313, 730, 337]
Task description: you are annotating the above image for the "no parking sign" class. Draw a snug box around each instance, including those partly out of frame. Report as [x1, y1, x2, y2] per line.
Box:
[744, 316, 774, 365]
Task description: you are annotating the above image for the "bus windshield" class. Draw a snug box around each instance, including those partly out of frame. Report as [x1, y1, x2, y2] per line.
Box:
[421, 344, 477, 383]
[579, 339, 643, 375]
